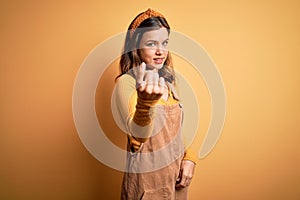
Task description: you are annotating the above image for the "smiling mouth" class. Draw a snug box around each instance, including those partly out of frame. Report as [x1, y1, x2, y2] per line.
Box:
[153, 58, 164, 64]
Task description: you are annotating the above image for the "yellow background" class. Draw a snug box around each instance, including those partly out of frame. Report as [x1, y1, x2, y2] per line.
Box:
[1, 0, 300, 199]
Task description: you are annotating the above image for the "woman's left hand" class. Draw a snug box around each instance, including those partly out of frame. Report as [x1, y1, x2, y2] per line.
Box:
[176, 160, 195, 188]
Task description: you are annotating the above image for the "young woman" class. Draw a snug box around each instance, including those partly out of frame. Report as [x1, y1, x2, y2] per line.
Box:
[113, 8, 197, 200]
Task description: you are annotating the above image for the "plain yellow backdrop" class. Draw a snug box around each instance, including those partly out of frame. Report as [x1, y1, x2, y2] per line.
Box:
[1, 0, 300, 199]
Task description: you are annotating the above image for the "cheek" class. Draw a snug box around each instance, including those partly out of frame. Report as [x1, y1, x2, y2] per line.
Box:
[140, 49, 154, 61]
[165, 50, 169, 57]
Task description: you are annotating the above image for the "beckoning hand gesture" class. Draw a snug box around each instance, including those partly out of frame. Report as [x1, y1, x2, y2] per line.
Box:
[135, 62, 167, 101]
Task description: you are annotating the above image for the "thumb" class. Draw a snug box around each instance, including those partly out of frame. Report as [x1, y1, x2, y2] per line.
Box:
[176, 169, 182, 182]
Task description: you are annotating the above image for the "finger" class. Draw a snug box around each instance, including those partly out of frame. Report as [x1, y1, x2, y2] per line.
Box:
[181, 176, 187, 187]
[176, 168, 182, 182]
[144, 70, 154, 94]
[176, 176, 187, 188]
[187, 180, 191, 186]
[136, 62, 146, 89]
[185, 178, 191, 187]
[153, 72, 160, 93]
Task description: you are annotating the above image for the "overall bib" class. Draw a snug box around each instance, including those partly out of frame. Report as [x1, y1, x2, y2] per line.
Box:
[121, 101, 188, 200]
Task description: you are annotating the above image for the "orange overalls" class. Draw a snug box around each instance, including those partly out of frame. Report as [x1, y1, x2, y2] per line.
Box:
[121, 96, 188, 200]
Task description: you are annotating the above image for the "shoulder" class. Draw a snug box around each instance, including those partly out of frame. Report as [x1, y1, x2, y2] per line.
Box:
[115, 74, 136, 93]
[166, 82, 180, 101]
[116, 73, 135, 84]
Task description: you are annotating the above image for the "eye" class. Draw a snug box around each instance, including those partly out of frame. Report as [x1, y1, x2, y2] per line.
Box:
[162, 40, 169, 46]
[146, 42, 156, 47]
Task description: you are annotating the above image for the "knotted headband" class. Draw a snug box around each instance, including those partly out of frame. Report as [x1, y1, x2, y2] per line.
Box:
[129, 8, 165, 38]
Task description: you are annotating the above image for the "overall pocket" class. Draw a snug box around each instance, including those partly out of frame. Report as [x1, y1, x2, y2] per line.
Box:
[141, 187, 172, 200]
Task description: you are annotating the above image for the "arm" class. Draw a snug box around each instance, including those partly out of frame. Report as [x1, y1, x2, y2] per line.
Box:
[113, 74, 154, 145]
[171, 81, 197, 188]
[113, 63, 166, 151]
[176, 139, 197, 188]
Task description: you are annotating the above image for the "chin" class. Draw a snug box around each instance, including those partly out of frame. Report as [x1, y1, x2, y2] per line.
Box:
[146, 63, 164, 71]
[156, 65, 164, 70]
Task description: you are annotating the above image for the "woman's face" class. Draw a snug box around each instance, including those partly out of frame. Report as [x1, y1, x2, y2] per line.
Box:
[138, 27, 169, 71]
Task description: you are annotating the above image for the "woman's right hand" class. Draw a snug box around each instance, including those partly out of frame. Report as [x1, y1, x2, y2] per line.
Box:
[135, 62, 166, 101]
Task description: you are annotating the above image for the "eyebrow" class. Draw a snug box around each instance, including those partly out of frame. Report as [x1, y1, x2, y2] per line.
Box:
[145, 38, 169, 43]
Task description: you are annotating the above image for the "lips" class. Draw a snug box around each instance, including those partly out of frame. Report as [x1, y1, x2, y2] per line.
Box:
[153, 58, 165, 64]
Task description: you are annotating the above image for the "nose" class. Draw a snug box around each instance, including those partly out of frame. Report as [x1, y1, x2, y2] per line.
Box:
[155, 48, 162, 55]
[155, 45, 165, 55]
